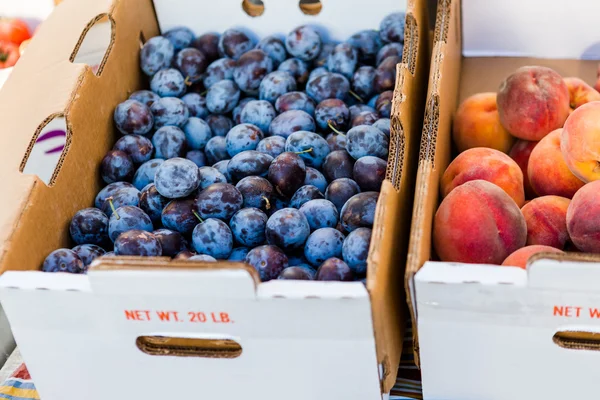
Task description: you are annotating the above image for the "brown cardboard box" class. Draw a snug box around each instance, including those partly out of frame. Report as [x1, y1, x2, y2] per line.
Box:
[406, 0, 600, 366]
[0, 0, 431, 398]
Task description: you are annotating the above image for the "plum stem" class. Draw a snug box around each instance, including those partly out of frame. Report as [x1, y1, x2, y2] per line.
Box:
[199, 90, 208, 96]
[327, 120, 345, 136]
[295, 147, 313, 154]
[349, 90, 364, 103]
[262, 196, 271, 210]
[192, 210, 203, 223]
[107, 197, 119, 220]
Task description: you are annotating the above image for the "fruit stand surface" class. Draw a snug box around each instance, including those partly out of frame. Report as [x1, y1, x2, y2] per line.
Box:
[0, 322, 422, 399]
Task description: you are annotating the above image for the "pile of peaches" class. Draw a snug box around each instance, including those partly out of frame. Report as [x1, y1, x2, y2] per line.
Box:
[433, 65, 600, 269]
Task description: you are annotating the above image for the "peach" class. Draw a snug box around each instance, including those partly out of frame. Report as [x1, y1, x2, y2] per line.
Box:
[561, 101, 600, 183]
[441, 147, 525, 207]
[528, 129, 585, 198]
[509, 139, 538, 199]
[595, 64, 600, 93]
[433, 180, 527, 264]
[452, 92, 514, 153]
[567, 180, 600, 253]
[501, 245, 563, 269]
[497, 66, 570, 141]
[521, 196, 570, 249]
[564, 77, 600, 110]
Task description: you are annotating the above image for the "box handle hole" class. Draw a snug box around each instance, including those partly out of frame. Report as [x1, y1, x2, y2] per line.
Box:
[136, 336, 242, 358]
[553, 331, 600, 351]
[299, 0, 322, 15]
[242, 0, 265, 17]
[20, 114, 70, 186]
[70, 14, 115, 76]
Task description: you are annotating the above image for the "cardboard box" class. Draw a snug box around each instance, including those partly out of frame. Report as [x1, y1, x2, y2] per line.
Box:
[406, 0, 600, 399]
[0, 0, 431, 398]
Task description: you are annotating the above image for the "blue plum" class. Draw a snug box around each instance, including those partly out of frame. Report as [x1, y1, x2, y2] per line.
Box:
[304, 167, 327, 192]
[139, 183, 169, 223]
[206, 80, 240, 114]
[285, 131, 330, 169]
[342, 227, 371, 275]
[175, 47, 207, 83]
[290, 185, 324, 208]
[182, 93, 209, 118]
[133, 158, 164, 190]
[212, 159, 232, 182]
[315, 99, 350, 132]
[151, 97, 189, 128]
[188, 254, 217, 262]
[198, 166, 227, 190]
[140, 36, 174, 76]
[348, 29, 383, 62]
[265, 208, 310, 250]
[164, 27, 194, 50]
[205, 114, 234, 137]
[346, 125, 389, 159]
[100, 185, 141, 217]
[285, 25, 322, 61]
[232, 97, 255, 124]
[194, 182, 243, 220]
[299, 199, 339, 230]
[308, 66, 329, 83]
[349, 104, 376, 120]
[351, 110, 379, 127]
[340, 192, 379, 232]
[352, 66, 377, 100]
[191, 33, 220, 63]
[240, 100, 276, 134]
[373, 118, 391, 137]
[256, 135, 286, 158]
[314, 42, 335, 67]
[268, 152, 306, 197]
[129, 90, 160, 107]
[218, 29, 253, 60]
[278, 266, 314, 280]
[42, 249, 84, 274]
[152, 126, 187, 159]
[236, 176, 273, 211]
[204, 136, 229, 164]
[225, 123, 264, 157]
[230, 207, 268, 247]
[192, 218, 233, 259]
[354, 156, 387, 191]
[150, 68, 186, 97]
[154, 157, 200, 198]
[100, 150, 134, 184]
[227, 150, 273, 181]
[304, 227, 345, 266]
[114, 230, 162, 256]
[380, 12, 406, 43]
[186, 150, 207, 167]
[228, 247, 250, 261]
[327, 43, 358, 80]
[374, 55, 400, 93]
[114, 135, 153, 164]
[326, 133, 347, 151]
[269, 110, 315, 138]
[322, 150, 354, 181]
[245, 245, 289, 281]
[274, 91, 315, 115]
[108, 206, 153, 242]
[161, 198, 199, 235]
[306, 72, 350, 103]
[233, 49, 273, 95]
[325, 178, 361, 212]
[368, 95, 379, 108]
[376, 42, 404, 65]
[114, 99, 153, 135]
[203, 58, 237, 88]
[95, 182, 136, 209]
[183, 117, 212, 150]
[256, 35, 287, 67]
[259, 71, 297, 103]
[72, 244, 105, 269]
[376, 91, 393, 118]
[277, 58, 310, 86]
[174, 249, 196, 259]
[316, 257, 354, 281]
[70, 208, 109, 246]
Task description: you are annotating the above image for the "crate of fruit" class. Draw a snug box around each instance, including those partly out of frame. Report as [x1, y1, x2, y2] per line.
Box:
[407, 0, 600, 399]
[0, 0, 430, 399]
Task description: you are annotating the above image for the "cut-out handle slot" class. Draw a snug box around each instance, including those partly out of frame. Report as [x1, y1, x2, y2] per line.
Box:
[242, 0, 265, 16]
[70, 14, 114, 76]
[553, 331, 600, 351]
[299, 0, 323, 15]
[136, 336, 243, 358]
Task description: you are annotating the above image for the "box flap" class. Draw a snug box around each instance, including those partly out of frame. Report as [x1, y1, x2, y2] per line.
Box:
[463, 0, 600, 59]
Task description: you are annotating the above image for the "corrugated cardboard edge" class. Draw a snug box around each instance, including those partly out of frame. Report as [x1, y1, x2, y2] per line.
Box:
[369, 0, 431, 391]
[405, 0, 461, 366]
